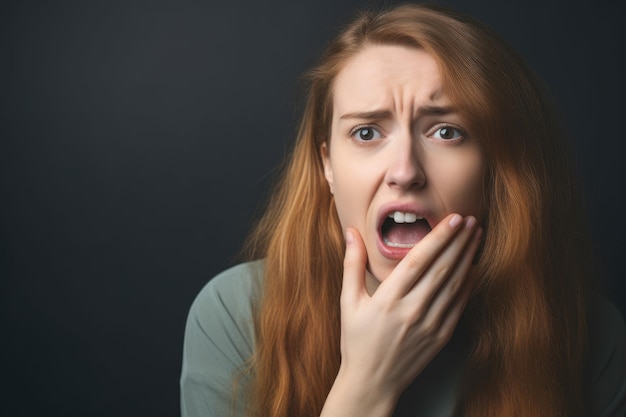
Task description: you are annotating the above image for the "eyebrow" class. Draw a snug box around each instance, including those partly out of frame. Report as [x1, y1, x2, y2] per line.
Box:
[339, 105, 456, 120]
[418, 105, 455, 116]
[339, 110, 392, 120]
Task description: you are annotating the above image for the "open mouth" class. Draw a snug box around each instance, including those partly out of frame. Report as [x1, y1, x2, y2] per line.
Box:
[381, 211, 432, 248]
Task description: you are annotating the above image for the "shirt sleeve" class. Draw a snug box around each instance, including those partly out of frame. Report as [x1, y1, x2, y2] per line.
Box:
[180, 262, 261, 417]
[585, 295, 626, 417]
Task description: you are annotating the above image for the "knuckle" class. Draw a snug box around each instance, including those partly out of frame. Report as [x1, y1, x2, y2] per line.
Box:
[446, 275, 463, 296]
[435, 327, 454, 346]
[404, 250, 428, 270]
[401, 298, 426, 323]
[432, 264, 451, 282]
[421, 316, 440, 336]
[408, 304, 427, 323]
[343, 254, 358, 270]
[342, 257, 352, 270]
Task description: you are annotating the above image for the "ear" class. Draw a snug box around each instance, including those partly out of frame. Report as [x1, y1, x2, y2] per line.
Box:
[320, 142, 334, 194]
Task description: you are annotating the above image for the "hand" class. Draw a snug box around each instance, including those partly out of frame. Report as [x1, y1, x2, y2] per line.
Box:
[321, 214, 482, 417]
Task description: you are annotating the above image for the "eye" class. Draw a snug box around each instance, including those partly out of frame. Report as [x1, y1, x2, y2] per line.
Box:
[351, 126, 382, 141]
[432, 125, 464, 140]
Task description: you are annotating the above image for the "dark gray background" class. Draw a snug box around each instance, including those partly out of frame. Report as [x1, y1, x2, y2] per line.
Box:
[1, 0, 623, 415]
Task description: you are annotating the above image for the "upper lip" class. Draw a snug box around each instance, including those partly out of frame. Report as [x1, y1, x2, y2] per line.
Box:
[376, 201, 433, 233]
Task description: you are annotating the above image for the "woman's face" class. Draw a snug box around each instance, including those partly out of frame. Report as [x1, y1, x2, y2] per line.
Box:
[322, 44, 485, 289]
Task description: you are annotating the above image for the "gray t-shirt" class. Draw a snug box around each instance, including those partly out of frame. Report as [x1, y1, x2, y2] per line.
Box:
[180, 261, 626, 416]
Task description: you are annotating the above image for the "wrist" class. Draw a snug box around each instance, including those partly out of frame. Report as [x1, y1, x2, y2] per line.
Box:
[320, 365, 399, 417]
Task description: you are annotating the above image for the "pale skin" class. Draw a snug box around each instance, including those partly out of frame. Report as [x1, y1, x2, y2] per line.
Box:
[319, 45, 485, 416]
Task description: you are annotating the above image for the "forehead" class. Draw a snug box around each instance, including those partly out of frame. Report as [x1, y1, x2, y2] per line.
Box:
[332, 44, 446, 114]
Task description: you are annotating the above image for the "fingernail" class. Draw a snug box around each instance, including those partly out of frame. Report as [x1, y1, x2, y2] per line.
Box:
[345, 229, 354, 245]
[449, 214, 462, 228]
[465, 216, 476, 229]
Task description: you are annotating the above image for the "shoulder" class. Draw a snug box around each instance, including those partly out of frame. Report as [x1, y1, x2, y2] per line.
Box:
[180, 261, 265, 417]
[185, 259, 264, 344]
[190, 260, 264, 319]
[185, 260, 264, 355]
[585, 294, 626, 417]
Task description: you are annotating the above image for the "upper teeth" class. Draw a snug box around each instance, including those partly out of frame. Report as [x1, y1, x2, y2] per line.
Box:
[388, 211, 423, 223]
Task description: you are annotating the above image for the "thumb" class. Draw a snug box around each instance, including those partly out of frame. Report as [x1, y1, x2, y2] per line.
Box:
[341, 228, 368, 304]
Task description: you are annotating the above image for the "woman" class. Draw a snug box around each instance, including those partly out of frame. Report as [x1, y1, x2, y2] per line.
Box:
[181, 3, 626, 416]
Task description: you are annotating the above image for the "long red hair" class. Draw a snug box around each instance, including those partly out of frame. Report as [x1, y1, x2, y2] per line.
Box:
[243, 4, 590, 416]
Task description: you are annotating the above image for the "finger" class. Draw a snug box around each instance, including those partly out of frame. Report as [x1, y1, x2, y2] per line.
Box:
[341, 228, 368, 305]
[430, 258, 478, 348]
[378, 213, 465, 299]
[406, 217, 478, 308]
[412, 226, 482, 338]
[428, 226, 482, 314]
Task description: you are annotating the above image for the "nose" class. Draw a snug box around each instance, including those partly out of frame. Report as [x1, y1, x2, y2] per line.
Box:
[385, 134, 425, 190]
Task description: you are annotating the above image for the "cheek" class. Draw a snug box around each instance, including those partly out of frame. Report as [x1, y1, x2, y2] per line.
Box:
[328, 168, 361, 229]
[328, 160, 377, 233]
[438, 154, 485, 216]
